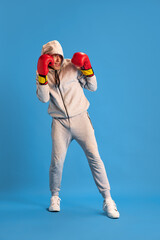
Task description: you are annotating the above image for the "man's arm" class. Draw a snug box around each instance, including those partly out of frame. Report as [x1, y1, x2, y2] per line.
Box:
[77, 71, 97, 92]
[71, 52, 97, 92]
[36, 54, 54, 103]
[36, 71, 50, 103]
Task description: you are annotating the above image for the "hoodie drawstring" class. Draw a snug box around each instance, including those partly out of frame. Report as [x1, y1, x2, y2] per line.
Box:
[55, 70, 60, 87]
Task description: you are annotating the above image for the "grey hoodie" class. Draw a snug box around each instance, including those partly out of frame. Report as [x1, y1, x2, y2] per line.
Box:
[36, 40, 97, 118]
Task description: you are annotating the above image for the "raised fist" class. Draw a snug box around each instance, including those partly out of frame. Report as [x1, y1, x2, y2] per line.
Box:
[71, 52, 94, 77]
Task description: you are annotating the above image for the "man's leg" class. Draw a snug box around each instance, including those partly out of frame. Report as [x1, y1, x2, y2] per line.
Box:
[49, 118, 72, 196]
[71, 111, 111, 199]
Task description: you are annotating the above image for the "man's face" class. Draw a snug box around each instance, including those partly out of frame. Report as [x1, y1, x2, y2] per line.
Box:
[50, 54, 63, 70]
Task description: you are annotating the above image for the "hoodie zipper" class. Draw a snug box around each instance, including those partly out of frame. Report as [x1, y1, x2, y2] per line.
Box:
[58, 86, 70, 120]
[55, 70, 70, 120]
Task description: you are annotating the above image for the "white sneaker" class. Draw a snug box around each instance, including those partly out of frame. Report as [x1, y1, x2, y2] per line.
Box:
[103, 198, 120, 219]
[49, 196, 61, 212]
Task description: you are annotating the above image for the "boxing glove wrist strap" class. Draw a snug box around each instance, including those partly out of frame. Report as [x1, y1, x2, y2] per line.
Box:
[81, 68, 94, 77]
[38, 75, 48, 85]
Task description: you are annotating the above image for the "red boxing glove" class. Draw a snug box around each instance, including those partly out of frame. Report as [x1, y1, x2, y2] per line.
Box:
[37, 54, 54, 76]
[37, 54, 54, 85]
[71, 52, 94, 77]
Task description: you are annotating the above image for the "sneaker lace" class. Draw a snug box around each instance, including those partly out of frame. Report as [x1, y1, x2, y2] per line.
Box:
[51, 196, 61, 206]
[105, 199, 117, 210]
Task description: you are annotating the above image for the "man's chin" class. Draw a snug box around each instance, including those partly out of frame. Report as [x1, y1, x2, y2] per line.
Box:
[49, 65, 61, 70]
[54, 66, 61, 70]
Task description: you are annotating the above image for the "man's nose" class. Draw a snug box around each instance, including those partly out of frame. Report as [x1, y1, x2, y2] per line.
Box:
[56, 56, 60, 62]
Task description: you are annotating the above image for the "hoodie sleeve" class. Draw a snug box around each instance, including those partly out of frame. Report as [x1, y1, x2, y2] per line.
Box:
[36, 71, 50, 103]
[77, 71, 97, 92]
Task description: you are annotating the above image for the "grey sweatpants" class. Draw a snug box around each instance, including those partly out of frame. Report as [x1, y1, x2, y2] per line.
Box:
[49, 111, 111, 199]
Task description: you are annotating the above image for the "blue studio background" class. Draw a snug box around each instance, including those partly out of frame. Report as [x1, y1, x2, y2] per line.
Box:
[0, 0, 160, 239]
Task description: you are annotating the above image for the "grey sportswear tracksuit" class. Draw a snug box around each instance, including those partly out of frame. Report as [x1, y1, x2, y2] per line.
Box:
[36, 40, 111, 199]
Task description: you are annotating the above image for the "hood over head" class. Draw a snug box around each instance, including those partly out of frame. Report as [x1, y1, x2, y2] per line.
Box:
[41, 40, 64, 62]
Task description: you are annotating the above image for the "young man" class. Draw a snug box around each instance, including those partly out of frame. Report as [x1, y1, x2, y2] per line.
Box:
[36, 40, 120, 219]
